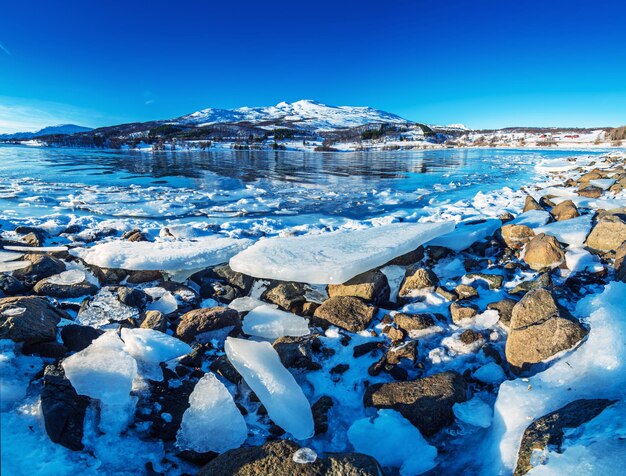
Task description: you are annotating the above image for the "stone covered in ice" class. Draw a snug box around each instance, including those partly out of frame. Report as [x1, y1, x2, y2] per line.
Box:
[46, 269, 86, 286]
[229, 221, 454, 284]
[62, 331, 138, 434]
[224, 337, 314, 439]
[176, 373, 247, 453]
[426, 219, 501, 252]
[72, 236, 251, 272]
[77, 287, 139, 328]
[348, 409, 437, 476]
[242, 304, 310, 340]
[120, 328, 192, 363]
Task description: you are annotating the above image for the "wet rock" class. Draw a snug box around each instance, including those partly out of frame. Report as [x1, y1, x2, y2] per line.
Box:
[510, 272, 553, 295]
[40, 363, 89, 451]
[176, 307, 240, 342]
[272, 335, 322, 370]
[523, 194, 543, 212]
[22, 340, 67, 359]
[364, 371, 467, 436]
[141, 310, 168, 332]
[60, 324, 104, 352]
[34, 276, 98, 299]
[450, 302, 478, 324]
[353, 341, 383, 358]
[454, 284, 479, 300]
[209, 354, 241, 384]
[327, 269, 390, 305]
[500, 224, 535, 250]
[549, 200, 580, 221]
[385, 246, 424, 266]
[487, 298, 517, 328]
[144, 378, 196, 441]
[312, 396, 334, 435]
[0, 274, 24, 296]
[505, 288, 587, 371]
[116, 286, 149, 308]
[523, 233, 565, 271]
[514, 399, 615, 475]
[13, 253, 66, 286]
[127, 270, 163, 284]
[398, 267, 438, 297]
[577, 185, 602, 198]
[198, 439, 383, 476]
[313, 296, 376, 333]
[210, 263, 254, 294]
[386, 340, 417, 364]
[0, 296, 67, 343]
[585, 215, 626, 252]
[264, 282, 307, 312]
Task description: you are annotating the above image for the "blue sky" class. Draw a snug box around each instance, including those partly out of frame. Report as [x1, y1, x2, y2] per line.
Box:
[0, 0, 625, 132]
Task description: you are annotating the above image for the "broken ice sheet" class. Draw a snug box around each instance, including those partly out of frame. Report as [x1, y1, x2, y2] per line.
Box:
[224, 337, 314, 440]
[242, 304, 310, 340]
[77, 287, 139, 328]
[176, 373, 247, 453]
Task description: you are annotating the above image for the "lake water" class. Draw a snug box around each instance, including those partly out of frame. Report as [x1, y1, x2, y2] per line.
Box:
[0, 145, 604, 233]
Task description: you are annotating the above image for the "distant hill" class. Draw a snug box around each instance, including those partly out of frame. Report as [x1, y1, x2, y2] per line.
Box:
[0, 124, 93, 140]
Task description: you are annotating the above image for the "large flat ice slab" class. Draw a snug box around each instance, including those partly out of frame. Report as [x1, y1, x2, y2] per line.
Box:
[224, 337, 314, 440]
[72, 236, 251, 273]
[176, 373, 247, 453]
[426, 219, 501, 252]
[229, 221, 454, 284]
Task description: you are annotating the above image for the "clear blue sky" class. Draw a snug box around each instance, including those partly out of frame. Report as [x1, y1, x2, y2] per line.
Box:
[1, 0, 625, 132]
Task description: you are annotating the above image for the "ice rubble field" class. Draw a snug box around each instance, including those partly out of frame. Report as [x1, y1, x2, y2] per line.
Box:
[1, 149, 626, 475]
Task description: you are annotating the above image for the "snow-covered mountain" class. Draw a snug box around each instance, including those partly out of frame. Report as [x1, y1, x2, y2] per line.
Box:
[0, 124, 92, 140]
[171, 99, 412, 131]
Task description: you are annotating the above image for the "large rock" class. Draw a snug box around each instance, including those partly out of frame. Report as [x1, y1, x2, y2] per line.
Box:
[198, 440, 382, 476]
[398, 267, 438, 298]
[549, 200, 579, 221]
[505, 289, 587, 371]
[60, 324, 104, 352]
[523, 233, 565, 271]
[0, 296, 67, 343]
[13, 253, 66, 285]
[140, 310, 168, 332]
[577, 185, 602, 198]
[514, 399, 615, 475]
[523, 195, 543, 212]
[394, 313, 437, 333]
[273, 335, 321, 370]
[34, 276, 98, 299]
[501, 224, 535, 250]
[264, 282, 307, 311]
[327, 269, 390, 305]
[176, 307, 240, 342]
[585, 215, 626, 252]
[40, 363, 89, 451]
[363, 371, 467, 435]
[313, 296, 376, 332]
[0, 274, 24, 296]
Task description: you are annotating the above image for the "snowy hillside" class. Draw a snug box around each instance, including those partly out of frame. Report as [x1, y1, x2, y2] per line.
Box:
[0, 124, 92, 140]
[172, 99, 412, 131]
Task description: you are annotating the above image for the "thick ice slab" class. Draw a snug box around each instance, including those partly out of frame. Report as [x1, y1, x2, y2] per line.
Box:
[120, 328, 192, 363]
[534, 214, 593, 247]
[62, 331, 138, 434]
[426, 219, 501, 252]
[176, 373, 247, 453]
[229, 221, 454, 284]
[72, 236, 251, 273]
[224, 337, 314, 439]
[510, 210, 551, 227]
[242, 304, 310, 340]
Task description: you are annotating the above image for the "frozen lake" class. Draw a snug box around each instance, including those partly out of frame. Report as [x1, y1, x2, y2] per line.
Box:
[0, 145, 602, 230]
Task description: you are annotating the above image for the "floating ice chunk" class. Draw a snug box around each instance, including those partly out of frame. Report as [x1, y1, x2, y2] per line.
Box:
[293, 447, 318, 464]
[176, 373, 247, 453]
[534, 214, 593, 247]
[230, 221, 455, 284]
[348, 409, 437, 476]
[242, 304, 309, 340]
[589, 178, 615, 190]
[489, 282, 626, 473]
[510, 210, 551, 227]
[565, 247, 603, 274]
[47, 269, 86, 286]
[62, 331, 138, 434]
[228, 296, 274, 313]
[72, 236, 251, 272]
[120, 328, 191, 363]
[224, 337, 314, 439]
[453, 397, 493, 428]
[427, 219, 501, 252]
[473, 362, 506, 384]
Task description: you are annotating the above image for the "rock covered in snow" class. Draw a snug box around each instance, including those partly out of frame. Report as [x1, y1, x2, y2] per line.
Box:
[176, 373, 247, 453]
[229, 221, 455, 284]
[224, 337, 314, 440]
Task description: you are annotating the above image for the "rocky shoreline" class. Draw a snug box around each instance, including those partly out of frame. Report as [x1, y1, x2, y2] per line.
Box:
[2, 152, 626, 475]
